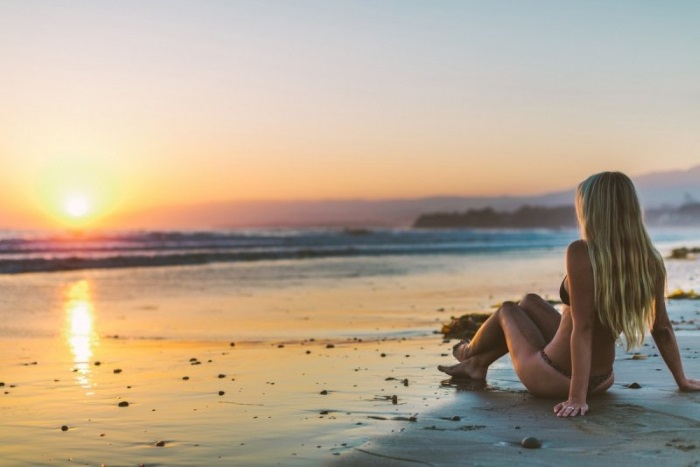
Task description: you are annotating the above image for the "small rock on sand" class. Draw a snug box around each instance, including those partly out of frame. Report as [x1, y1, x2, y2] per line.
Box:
[626, 382, 642, 389]
[521, 437, 541, 449]
[320, 390, 328, 395]
[155, 441, 166, 447]
[60, 425, 69, 432]
[391, 395, 398, 404]
[118, 401, 129, 407]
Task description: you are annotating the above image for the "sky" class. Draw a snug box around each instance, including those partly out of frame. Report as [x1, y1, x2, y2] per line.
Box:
[1, 1, 699, 228]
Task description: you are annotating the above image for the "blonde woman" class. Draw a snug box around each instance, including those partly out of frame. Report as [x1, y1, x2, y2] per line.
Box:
[439, 171, 700, 416]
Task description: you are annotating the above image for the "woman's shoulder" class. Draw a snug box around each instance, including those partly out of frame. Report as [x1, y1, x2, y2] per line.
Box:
[566, 239, 589, 257]
[566, 240, 593, 273]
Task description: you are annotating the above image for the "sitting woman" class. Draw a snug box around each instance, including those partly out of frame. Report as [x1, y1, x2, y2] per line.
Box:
[439, 171, 700, 416]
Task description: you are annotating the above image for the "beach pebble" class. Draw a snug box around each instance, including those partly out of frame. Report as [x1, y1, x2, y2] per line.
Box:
[155, 441, 166, 447]
[113, 369, 122, 374]
[60, 425, 69, 432]
[451, 416, 461, 421]
[182, 376, 189, 381]
[521, 437, 541, 449]
[218, 391, 225, 396]
[217, 374, 226, 378]
[326, 344, 335, 349]
[278, 344, 285, 348]
[391, 395, 398, 404]
[230, 342, 236, 347]
[632, 354, 647, 360]
[94, 361, 101, 366]
[118, 401, 129, 407]
[626, 382, 642, 389]
[320, 390, 328, 395]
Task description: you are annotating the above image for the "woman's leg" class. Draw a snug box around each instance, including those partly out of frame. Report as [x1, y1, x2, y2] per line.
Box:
[452, 293, 561, 362]
[439, 299, 555, 380]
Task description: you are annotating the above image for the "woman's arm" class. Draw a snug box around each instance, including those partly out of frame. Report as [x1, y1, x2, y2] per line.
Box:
[554, 240, 596, 417]
[651, 277, 700, 391]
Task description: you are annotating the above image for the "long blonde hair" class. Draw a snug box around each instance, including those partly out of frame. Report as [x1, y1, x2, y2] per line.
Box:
[576, 172, 665, 350]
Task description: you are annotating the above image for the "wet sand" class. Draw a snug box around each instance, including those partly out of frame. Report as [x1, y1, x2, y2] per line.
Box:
[1, 250, 699, 465]
[2, 301, 699, 466]
[337, 301, 700, 466]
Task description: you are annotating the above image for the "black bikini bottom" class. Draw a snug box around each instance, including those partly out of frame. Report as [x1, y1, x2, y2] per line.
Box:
[540, 349, 612, 393]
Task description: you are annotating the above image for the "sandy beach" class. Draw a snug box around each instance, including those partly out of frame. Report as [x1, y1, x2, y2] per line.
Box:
[1, 242, 699, 466]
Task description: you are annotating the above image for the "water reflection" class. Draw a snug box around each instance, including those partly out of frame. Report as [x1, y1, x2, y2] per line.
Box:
[63, 280, 98, 391]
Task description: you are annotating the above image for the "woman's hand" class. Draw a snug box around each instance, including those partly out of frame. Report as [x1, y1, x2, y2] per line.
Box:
[553, 399, 588, 417]
[679, 378, 700, 392]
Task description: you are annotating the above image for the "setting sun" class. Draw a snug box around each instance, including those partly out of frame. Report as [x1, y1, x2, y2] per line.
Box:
[64, 195, 90, 218]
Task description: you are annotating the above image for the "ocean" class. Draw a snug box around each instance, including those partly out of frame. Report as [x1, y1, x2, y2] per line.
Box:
[3, 227, 698, 275]
[0, 228, 582, 274]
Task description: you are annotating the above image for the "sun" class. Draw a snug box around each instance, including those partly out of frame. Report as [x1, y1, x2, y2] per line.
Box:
[64, 195, 91, 218]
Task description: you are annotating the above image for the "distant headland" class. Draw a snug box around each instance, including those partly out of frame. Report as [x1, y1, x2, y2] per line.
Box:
[413, 202, 700, 229]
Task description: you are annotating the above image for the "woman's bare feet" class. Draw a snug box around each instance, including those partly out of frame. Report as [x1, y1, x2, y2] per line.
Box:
[437, 358, 487, 380]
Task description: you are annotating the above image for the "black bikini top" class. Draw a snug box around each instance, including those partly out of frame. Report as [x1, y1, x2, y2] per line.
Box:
[560, 276, 570, 306]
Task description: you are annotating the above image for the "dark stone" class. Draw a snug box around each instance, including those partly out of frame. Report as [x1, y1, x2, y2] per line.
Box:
[521, 437, 542, 449]
[155, 441, 166, 447]
[118, 401, 129, 407]
[60, 425, 69, 432]
[626, 382, 642, 389]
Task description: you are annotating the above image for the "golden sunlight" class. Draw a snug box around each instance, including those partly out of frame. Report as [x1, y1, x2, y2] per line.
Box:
[64, 280, 99, 392]
[64, 195, 91, 218]
[36, 157, 120, 229]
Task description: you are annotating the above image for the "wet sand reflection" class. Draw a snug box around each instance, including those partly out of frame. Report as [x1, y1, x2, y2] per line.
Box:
[63, 280, 99, 392]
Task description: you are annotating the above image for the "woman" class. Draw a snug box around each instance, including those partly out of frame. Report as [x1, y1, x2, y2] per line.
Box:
[438, 171, 700, 417]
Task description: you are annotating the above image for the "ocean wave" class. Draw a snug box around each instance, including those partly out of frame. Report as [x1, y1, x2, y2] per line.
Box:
[0, 228, 583, 274]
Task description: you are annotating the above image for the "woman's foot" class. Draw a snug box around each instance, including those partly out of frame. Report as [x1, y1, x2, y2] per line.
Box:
[452, 339, 471, 361]
[438, 358, 487, 380]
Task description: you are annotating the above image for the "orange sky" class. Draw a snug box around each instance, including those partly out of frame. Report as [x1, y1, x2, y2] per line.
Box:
[1, 2, 699, 229]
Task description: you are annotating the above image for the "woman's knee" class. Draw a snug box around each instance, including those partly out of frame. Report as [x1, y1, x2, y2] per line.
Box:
[497, 300, 518, 312]
[497, 300, 521, 319]
[518, 293, 544, 308]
